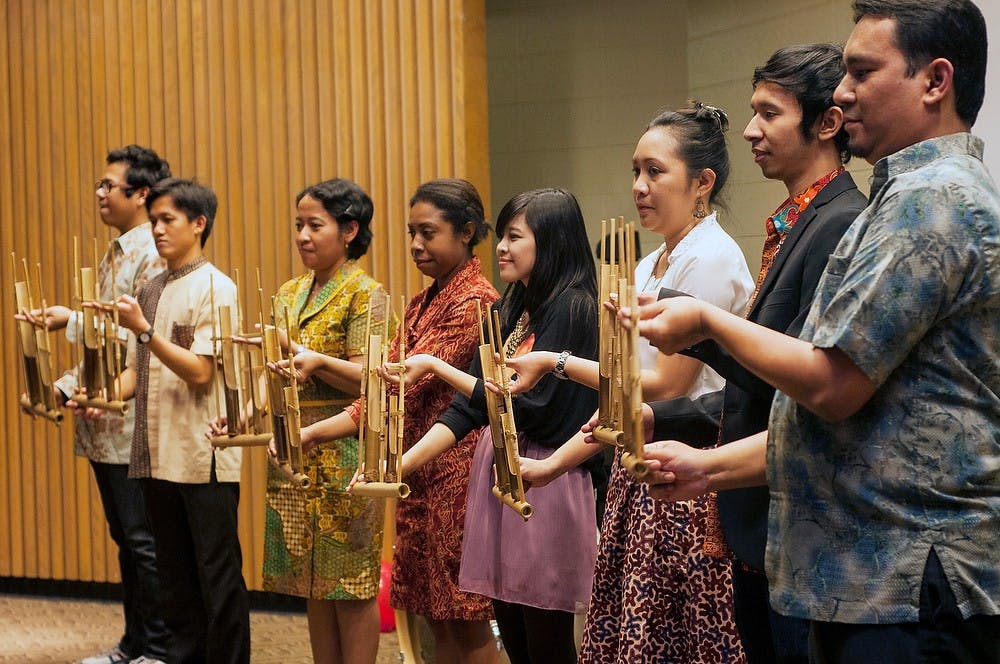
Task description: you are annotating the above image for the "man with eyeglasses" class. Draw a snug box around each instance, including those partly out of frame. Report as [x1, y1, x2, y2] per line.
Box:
[20, 145, 172, 664]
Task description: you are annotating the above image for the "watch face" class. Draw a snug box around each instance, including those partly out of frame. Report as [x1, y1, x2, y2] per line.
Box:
[139, 330, 152, 344]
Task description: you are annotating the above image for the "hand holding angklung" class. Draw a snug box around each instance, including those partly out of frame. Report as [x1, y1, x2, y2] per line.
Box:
[232, 334, 263, 348]
[621, 296, 707, 355]
[206, 415, 229, 443]
[15, 304, 71, 331]
[517, 456, 555, 489]
[111, 295, 148, 334]
[63, 388, 104, 420]
[386, 354, 433, 387]
[503, 351, 551, 394]
[642, 440, 710, 501]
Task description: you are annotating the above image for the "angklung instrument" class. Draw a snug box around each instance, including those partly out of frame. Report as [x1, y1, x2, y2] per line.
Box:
[591, 217, 648, 479]
[259, 291, 311, 490]
[209, 268, 272, 448]
[13, 253, 62, 424]
[72, 238, 129, 415]
[353, 291, 410, 499]
[477, 298, 532, 519]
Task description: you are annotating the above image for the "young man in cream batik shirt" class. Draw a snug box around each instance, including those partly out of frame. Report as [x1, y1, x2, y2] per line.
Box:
[115, 177, 250, 664]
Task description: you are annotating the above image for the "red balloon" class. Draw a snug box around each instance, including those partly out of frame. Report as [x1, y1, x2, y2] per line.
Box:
[378, 560, 395, 632]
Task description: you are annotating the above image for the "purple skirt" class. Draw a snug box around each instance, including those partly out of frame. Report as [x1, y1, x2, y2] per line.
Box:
[458, 427, 598, 613]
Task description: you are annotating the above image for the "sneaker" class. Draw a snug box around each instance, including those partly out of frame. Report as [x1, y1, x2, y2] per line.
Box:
[130, 658, 167, 664]
[78, 646, 131, 664]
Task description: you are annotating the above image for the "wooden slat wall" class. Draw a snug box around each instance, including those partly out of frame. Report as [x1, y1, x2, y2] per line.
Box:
[0, 0, 491, 590]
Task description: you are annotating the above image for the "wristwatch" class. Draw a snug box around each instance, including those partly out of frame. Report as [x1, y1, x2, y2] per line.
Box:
[552, 350, 572, 380]
[137, 327, 155, 344]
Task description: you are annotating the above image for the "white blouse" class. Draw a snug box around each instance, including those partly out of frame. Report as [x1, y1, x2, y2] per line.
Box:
[634, 213, 754, 399]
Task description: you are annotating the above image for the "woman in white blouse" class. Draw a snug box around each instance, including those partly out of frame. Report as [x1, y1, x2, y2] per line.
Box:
[508, 102, 753, 662]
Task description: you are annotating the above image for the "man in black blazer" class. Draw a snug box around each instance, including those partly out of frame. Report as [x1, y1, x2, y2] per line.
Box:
[647, 44, 867, 663]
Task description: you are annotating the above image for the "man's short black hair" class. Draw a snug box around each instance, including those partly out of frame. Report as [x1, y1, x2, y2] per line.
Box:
[146, 178, 217, 247]
[852, 0, 987, 125]
[753, 43, 851, 164]
[105, 144, 171, 193]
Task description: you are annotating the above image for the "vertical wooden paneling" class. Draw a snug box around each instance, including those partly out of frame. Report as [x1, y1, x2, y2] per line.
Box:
[0, 1, 13, 578]
[0, 0, 490, 590]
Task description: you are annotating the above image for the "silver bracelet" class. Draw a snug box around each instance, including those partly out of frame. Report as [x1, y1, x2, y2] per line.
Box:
[552, 350, 572, 380]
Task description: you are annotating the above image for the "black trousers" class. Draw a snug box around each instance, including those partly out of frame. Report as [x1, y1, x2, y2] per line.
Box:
[809, 549, 1000, 664]
[91, 461, 168, 660]
[731, 563, 809, 664]
[143, 474, 250, 664]
[492, 598, 577, 664]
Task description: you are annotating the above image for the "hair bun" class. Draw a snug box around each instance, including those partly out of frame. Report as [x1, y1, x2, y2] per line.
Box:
[691, 100, 730, 132]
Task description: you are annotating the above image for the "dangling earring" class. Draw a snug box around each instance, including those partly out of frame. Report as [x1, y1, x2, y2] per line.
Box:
[694, 198, 708, 219]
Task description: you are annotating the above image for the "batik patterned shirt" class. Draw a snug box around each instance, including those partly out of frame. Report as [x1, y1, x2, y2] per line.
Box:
[767, 133, 1000, 623]
[128, 259, 241, 483]
[54, 222, 166, 464]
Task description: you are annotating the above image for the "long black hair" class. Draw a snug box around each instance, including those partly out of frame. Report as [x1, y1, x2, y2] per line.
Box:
[494, 188, 597, 334]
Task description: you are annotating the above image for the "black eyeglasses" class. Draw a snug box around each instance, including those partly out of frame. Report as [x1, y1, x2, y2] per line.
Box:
[95, 180, 135, 196]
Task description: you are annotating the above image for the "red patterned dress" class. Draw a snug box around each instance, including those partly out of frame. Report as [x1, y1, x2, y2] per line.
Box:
[580, 218, 751, 663]
[347, 256, 498, 620]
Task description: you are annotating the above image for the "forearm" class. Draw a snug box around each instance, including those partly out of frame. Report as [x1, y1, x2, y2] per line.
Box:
[701, 306, 874, 421]
[560, 355, 599, 389]
[118, 368, 137, 401]
[703, 430, 768, 490]
[644, 429, 768, 500]
[144, 334, 214, 388]
[548, 426, 603, 476]
[302, 410, 359, 446]
[309, 354, 363, 396]
[641, 353, 701, 401]
[401, 422, 457, 476]
[426, 356, 479, 397]
[507, 351, 599, 393]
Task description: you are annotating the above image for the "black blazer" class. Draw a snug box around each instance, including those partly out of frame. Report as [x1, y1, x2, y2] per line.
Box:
[657, 171, 866, 571]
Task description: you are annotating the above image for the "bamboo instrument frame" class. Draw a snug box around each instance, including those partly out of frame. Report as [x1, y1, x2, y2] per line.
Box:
[71, 239, 129, 415]
[209, 269, 274, 449]
[593, 218, 623, 447]
[477, 299, 532, 520]
[12, 252, 62, 424]
[259, 294, 311, 490]
[353, 292, 410, 499]
[592, 218, 648, 479]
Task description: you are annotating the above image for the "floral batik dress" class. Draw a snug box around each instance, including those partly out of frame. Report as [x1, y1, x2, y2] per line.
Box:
[263, 260, 393, 600]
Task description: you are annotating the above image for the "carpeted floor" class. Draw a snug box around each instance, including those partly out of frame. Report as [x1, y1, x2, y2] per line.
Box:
[0, 593, 403, 663]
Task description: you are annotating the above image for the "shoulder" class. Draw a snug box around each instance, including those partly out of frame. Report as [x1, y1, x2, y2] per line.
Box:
[808, 184, 867, 240]
[537, 286, 596, 328]
[278, 273, 309, 297]
[878, 161, 999, 242]
[702, 218, 746, 253]
[451, 263, 500, 300]
[136, 270, 169, 298]
[439, 272, 499, 316]
[676, 221, 748, 272]
[819, 173, 868, 214]
[197, 264, 235, 299]
[349, 271, 383, 298]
